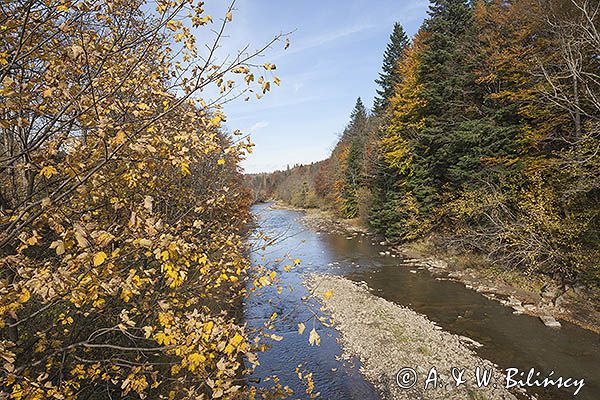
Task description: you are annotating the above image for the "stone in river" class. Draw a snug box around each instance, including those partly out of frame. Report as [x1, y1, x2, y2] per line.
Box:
[539, 315, 561, 328]
[512, 305, 526, 314]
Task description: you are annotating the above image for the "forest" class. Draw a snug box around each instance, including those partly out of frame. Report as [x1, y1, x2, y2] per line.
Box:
[1, 0, 599, 399]
[249, 0, 600, 285]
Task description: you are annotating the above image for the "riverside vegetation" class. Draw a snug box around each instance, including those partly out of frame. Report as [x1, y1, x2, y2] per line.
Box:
[0, 0, 292, 398]
[249, 0, 600, 296]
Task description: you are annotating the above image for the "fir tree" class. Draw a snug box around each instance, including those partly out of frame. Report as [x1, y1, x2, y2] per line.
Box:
[373, 23, 410, 113]
[410, 0, 476, 208]
[342, 98, 369, 217]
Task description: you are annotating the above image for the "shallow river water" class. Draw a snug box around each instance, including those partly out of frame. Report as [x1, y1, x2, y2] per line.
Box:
[245, 203, 600, 400]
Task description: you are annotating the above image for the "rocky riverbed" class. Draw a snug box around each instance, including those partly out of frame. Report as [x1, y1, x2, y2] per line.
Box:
[294, 204, 600, 334]
[305, 273, 524, 400]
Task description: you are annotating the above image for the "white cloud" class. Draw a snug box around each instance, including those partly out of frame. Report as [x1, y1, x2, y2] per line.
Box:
[248, 121, 269, 133]
[270, 23, 376, 59]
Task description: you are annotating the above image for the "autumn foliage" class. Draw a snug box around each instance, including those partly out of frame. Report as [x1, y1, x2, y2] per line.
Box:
[0, 0, 285, 398]
[252, 0, 600, 285]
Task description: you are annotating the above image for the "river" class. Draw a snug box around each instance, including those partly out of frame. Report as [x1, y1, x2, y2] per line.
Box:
[245, 203, 600, 399]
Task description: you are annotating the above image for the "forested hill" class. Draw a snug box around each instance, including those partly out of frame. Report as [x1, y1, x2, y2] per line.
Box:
[248, 0, 600, 285]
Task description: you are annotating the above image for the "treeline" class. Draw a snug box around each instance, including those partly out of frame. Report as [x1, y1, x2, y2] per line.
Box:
[248, 162, 324, 207]
[251, 0, 600, 284]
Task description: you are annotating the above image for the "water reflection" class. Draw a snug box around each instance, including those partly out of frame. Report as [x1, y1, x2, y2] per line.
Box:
[246, 204, 600, 400]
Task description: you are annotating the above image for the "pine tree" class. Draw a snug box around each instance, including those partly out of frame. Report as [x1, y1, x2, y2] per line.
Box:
[373, 23, 410, 114]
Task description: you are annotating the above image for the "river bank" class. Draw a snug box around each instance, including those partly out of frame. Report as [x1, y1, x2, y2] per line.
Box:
[291, 203, 600, 334]
[305, 273, 524, 400]
[250, 203, 599, 399]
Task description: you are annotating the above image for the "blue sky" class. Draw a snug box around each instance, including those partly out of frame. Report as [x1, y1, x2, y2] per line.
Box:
[202, 0, 430, 173]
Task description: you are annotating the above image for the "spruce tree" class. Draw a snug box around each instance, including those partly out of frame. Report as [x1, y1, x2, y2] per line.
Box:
[342, 98, 369, 217]
[409, 0, 475, 208]
[373, 23, 410, 113]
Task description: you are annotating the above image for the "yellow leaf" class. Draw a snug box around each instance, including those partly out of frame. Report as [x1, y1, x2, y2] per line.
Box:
[39, 166, 57, 178]
[308, 328, 320, 346]
[43, 88, 54, 98]
[114, 130, 126, 144]
[230, 333, 244, 347]
[166, 20, 178, 31]
[267, 333, 283, 341]
[181, 162, 191, 176]
[19, 288, 30, 303]
[297, 322, 305, 335]
[323, 290, 333, 300]
[260, 80, 271, 92]
[217, 158, 225, 165]
[226, 11, 232, 22]
[273, 76, 281, 86]
[93, 251, 107, 266]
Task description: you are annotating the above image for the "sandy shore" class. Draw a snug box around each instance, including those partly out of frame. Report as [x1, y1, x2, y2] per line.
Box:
[306, 273, 522, 400]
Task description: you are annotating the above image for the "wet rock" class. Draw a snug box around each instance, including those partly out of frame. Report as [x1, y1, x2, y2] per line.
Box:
[539, 315, 561, 328]
[458, 335, 483, 348]
[506, 297, 522, 307]
[427, 259, 448, 269]
[512, 305, 526, 314]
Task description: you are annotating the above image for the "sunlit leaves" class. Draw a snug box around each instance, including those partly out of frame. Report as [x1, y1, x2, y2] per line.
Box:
[308, 328, 320, 346]
[39, 166, 57, 178]
[297, 322, 306, 335]
[0, 0, 280, 397]
[93, 252, 107, 266]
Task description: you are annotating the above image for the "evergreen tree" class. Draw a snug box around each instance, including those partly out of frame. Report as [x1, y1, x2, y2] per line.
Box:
[409, 0, 476, 208]
[342, 97, 369, 142]
[341, 98, 369, 217]
[373, 23, 410, 113]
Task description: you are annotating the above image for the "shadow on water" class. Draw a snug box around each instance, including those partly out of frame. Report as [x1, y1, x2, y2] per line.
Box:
[246, 204, 600, 400]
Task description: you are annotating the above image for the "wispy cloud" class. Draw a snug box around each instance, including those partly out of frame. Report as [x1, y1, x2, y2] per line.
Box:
[275, 23, 376, 57]
[248, 121, 269, 132]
